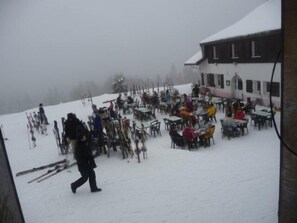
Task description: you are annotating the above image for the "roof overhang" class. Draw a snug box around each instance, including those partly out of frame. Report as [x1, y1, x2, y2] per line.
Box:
[184, 50, 205, 66]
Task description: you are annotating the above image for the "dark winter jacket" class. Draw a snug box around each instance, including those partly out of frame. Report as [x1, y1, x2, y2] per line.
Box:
[169, 128, 184, 147]
[64, 115, 82, 140]
[75, 135, 97, 173]
[192, 85, 200, 97]
[39, 106, 45, 115]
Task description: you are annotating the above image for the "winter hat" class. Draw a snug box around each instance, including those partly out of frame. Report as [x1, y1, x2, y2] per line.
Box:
[67, 113, 75, 120]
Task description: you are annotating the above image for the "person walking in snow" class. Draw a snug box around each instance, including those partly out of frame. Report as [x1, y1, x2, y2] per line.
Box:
[71, 125, 101, 193]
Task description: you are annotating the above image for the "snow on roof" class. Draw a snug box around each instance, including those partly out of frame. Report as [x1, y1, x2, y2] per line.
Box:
[184, 50, 202, 65]
[200, 0, 281, 44]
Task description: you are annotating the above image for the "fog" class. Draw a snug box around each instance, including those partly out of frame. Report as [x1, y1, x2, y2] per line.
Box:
[0, 0, 265, 114]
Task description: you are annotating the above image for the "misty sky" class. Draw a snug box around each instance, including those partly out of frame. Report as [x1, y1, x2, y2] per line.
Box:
[0, 0, 265, 100]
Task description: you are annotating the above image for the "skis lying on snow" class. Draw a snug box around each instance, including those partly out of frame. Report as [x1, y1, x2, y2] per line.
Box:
[27, 161, 68, 183]
[36, 161, 77, 183]
[15, 159, 67, 177]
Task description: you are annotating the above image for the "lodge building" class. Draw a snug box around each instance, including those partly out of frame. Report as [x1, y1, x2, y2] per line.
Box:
[185, 0, 281, 108]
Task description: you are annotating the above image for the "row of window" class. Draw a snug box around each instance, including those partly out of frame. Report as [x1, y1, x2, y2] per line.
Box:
[212, 40, 260, 60]
[201, 73, 280, 97]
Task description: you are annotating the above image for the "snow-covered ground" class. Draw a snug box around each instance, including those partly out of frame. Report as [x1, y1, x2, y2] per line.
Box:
[0, 83, 280, 223]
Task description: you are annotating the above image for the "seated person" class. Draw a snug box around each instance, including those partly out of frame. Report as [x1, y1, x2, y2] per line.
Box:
[222, 112, 240, 135]
[182, 122, 198, 147]
[198, 122, 212, 146]
[171, 101, 181, 116]
[179, 106, 191, 119]
[199, 123, 214, 147]
[234, 107, 245, 120]
[206, 103, 217, 121]
[169, 125, 184, 147]
[199, 115, 210, 130]
[127, 96, 134, 105]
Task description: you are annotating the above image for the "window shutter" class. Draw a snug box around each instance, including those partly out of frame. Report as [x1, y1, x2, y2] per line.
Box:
[246, 80, 253, 93]
[201, 73, 205, 86]
[220, 75, 224, 89]
[271, 82, 280, 97]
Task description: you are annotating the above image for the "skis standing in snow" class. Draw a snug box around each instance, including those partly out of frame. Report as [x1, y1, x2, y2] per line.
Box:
[53, 120, 69, 155]
[26, 113, 36, 149]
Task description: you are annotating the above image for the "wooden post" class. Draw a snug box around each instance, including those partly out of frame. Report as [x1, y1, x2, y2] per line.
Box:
[279, 1, 297, 222]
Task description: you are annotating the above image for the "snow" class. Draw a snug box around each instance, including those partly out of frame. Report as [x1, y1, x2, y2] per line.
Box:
[184, 50, 202, 66]
[0, 83, 279, 223]
[200, 0, 281, 44]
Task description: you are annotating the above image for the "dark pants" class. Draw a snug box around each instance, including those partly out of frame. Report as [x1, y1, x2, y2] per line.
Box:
[72, 168, 97, 191]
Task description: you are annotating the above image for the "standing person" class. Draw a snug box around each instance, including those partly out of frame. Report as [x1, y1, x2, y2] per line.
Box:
[243, 97, 253, 114]
[164, 89, 171, 104]
[71, 125, 101, 193]
[39, 103, 49, 125]
[232, 99, 242, 115]
[183, 94, 193, 112]
[192, 83, 200, 97]
[64, 113, 81, 158]
[116, 93, 123, 112]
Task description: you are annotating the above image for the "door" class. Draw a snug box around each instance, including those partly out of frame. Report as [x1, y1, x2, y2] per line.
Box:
[231, 75, 243, 99]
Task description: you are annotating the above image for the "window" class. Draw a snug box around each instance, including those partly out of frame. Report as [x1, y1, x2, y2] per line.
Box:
[253, 80, 261, 93]
[231, 43, 239, 58]
[246, 80, 260, 93]
[265, 82, 280, 97]
[237, 78, 243, 90]
[251, 41, 261, 58]
[206, 73, 215, 87]
[217, 74, 224, 89]
[212, 46, 219, 59]
[246, 80, 253, 93]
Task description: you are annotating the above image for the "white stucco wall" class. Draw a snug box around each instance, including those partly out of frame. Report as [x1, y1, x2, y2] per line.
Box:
[199, 60, 281, 107]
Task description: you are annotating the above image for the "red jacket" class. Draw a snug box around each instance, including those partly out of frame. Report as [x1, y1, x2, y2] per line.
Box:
[234, 110, 245, 120]
[182, 127, 197, 139]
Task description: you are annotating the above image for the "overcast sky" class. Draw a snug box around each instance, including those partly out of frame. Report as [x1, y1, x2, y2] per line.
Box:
[0, 0, 265, 100]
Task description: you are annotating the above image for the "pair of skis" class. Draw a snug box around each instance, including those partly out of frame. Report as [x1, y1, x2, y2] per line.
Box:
[15, 159, 76, 183]
[29, 161, 77, 183]
[16, 159, 67, 177]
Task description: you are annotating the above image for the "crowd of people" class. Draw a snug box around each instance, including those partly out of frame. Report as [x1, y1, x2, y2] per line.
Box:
[53, 82, 260, 194]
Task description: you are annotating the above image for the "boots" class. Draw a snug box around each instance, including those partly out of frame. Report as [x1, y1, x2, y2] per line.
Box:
[71, 183, 76, 194]
[91, 188, 102, 193]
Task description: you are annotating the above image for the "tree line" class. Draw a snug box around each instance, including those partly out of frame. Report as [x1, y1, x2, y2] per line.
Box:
[0, 65, 198, 115]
